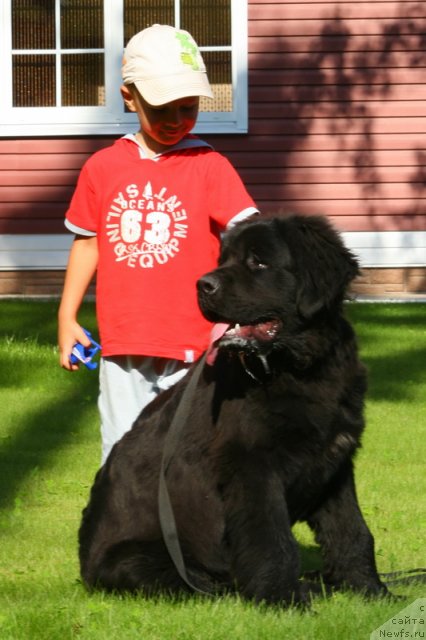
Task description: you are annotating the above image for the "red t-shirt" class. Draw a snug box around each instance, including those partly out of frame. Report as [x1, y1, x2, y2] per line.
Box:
[65, 136, 257, 360]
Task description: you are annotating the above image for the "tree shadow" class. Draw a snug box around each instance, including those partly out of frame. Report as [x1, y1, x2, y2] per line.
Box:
[0, 299, 96, 346]
[299, 543, 323, 575]
[314, 6, 426, 219]
[0, 300, 99, 509]
[213, 3, 426, 230]
[0, 384, 98, 509]
[346, 302, 426, 401]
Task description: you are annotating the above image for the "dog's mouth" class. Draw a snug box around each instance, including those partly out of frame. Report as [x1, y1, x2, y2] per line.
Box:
[206, 319, 282, 365]
[221, 319, 281, 345]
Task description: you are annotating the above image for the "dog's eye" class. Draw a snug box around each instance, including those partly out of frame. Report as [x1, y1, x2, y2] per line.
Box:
[247, 254, 268, 270]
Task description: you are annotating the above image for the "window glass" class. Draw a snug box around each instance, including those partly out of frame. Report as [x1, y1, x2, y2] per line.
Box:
[124, 0, 175, 41]
[181, 0, 231, 46]
[62, 54, 105, 107]
[61, 0, 104, 49]
[13, 54, 55, 107]
[12, 0, 55, 49]
[200, 51, 232, 113]
[11, 0, 104, 108]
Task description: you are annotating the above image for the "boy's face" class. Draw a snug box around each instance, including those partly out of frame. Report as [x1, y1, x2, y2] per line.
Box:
[122, 85, 199, 150]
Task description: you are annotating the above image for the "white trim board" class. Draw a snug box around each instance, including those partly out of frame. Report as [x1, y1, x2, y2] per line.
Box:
[342, 231, 426, 268]
[0, 231, 425, 270]
[0, 234, 73, 270]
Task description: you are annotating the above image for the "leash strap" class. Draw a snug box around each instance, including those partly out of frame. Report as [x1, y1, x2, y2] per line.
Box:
[158, 353, 212, 595]
[380, 568, 426, 585]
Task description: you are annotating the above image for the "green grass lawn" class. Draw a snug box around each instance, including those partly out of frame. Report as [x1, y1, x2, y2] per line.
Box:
[0, 300, 425, 639]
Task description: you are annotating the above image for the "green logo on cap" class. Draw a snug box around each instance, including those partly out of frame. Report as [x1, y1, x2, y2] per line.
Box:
[176, 32, 201, 70]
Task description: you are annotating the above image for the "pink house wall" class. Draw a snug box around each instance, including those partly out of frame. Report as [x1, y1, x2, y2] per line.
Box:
[0, 0, 425, 294]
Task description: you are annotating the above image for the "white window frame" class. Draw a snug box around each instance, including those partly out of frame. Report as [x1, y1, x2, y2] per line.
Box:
[0, 0, 248, 136]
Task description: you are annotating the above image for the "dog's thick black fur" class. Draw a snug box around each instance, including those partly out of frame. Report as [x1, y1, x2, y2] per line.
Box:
[79, 213, 388, 605]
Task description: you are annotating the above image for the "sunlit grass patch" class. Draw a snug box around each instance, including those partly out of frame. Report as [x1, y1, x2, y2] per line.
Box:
[0, 300, 425, 639]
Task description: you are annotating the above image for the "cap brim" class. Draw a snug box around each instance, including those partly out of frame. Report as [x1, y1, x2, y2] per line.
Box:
[133, 72, 214, 106]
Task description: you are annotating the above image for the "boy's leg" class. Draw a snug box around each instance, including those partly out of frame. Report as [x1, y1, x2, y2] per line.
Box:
[98, 356, 189, 464]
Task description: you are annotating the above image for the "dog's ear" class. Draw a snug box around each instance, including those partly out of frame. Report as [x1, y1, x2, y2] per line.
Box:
[287, 217, 360, 319]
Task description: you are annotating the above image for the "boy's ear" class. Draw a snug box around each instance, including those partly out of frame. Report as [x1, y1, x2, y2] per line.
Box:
[120, 85, 137, 112]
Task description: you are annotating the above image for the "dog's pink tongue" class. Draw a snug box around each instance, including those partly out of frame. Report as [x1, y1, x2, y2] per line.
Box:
[206, 323, 230, 365]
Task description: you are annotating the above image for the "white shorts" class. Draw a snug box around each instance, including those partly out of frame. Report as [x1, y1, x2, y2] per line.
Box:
[98, 356, 190, 464]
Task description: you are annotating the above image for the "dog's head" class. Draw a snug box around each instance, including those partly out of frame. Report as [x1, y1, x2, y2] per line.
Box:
[197, 213, 360, 355]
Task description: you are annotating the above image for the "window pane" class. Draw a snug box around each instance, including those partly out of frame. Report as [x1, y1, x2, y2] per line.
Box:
[62, 54, 105, 106]
[181, 0, 231, 46]
[124, 0, 174, 44]
[12, 0, 56, 50]
[200, 51, 232, 112]
[61, 0, 104, 49]
[13, 54, 56, 107]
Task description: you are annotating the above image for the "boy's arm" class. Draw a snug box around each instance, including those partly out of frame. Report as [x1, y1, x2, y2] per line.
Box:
[58, 235, 98, 370]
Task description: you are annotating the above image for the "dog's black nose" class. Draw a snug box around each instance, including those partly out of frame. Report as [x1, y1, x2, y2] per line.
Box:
[197, 273, 220, 295]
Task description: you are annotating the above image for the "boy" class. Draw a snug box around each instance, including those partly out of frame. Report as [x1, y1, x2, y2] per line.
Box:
[58, 24, 258, 463]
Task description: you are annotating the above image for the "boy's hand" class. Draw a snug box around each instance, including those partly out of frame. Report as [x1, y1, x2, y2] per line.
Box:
[57, 234, 99, 370]
[58, 321, 91, 371]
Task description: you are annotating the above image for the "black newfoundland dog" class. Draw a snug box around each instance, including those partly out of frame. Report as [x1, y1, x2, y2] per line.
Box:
[79, 213, 388, 605]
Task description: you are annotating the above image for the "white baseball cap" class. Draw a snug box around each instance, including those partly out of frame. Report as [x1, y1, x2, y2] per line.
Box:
[122, 24, 214, 105]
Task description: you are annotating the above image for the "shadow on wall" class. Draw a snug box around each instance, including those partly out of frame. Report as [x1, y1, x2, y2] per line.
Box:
[221, 2, 426, 231]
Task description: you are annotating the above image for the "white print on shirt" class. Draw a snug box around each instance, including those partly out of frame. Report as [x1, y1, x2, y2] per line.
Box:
[105, 182, 188, 268]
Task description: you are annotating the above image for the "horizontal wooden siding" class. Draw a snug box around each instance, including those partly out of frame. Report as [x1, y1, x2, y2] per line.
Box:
[0, 0, 425, 284]
[236, 0, 426, 231]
